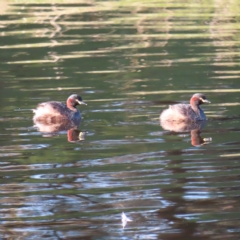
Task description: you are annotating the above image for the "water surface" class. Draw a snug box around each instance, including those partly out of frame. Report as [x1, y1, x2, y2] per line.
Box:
[1, 0, 240, 239]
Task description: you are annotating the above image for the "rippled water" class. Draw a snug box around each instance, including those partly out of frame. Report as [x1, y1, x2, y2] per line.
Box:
[1, 0, 240, 239]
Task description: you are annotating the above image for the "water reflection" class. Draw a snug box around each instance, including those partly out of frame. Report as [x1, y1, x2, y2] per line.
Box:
[160, 120, 211, 146]
[1, 0, 240, 240]
[34, 120, 85, 142]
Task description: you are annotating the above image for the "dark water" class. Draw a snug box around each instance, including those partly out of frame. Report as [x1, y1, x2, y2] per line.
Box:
[1, 1, 240, 239]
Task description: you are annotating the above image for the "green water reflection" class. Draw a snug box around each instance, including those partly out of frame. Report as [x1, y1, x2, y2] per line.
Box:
[0, 0, 240, 239]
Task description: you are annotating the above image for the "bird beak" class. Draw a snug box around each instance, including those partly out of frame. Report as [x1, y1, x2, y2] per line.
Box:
[200, 98, 211, 103]
[76, 100, 87, 105]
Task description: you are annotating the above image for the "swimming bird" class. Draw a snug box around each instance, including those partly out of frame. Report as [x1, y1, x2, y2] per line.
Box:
[33, 94, 86, 125]
[160, 93, 210, 122]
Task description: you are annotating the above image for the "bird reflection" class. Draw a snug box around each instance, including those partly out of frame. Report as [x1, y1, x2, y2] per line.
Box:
[160, 120, 211, 146]
[33, 120, 85, 142]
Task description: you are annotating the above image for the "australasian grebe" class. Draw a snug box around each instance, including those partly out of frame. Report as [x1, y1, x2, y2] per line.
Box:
[160, 93, 210, 122]
[33, 94, 87, 125]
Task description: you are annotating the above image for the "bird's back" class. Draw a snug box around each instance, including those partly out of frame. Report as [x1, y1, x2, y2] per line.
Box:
[160, 104, 201, 122]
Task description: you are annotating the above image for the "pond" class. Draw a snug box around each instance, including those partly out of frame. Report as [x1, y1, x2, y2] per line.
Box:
[1, 0, 240, 239]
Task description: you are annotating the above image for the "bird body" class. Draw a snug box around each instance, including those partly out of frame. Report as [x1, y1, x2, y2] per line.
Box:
[33, 94, 86, 125]
[160, 93, 210, 122]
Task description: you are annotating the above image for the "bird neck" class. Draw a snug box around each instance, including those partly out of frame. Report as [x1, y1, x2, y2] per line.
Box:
[190, 97, 201, 116]
[66, 98, 77, 110]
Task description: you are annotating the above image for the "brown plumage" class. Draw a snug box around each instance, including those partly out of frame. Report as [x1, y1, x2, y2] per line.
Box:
[160, 93, 210, 122]
[33, 94, 87, 125]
